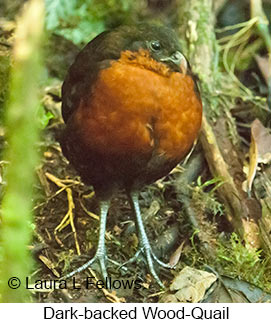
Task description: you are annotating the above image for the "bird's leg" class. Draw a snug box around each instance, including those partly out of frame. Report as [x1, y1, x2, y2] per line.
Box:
[126, 191, 172, 288]
[63, 199, 110, 281]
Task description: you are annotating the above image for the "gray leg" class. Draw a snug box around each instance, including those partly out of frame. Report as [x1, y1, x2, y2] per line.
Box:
[127, 191, 172, 288]
[63, 200, 110, 280]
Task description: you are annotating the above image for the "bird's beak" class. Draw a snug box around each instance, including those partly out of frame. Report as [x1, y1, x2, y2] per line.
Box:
[161, 51, 187, 74]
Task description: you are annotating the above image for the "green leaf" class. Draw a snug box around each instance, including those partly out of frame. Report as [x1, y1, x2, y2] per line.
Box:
[37, 105, 54, 128]
[45, 0, 76, 30]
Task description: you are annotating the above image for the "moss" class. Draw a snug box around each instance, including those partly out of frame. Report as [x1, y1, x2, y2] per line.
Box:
[0, 54, 10, 120]
[216, 233, 271, 291]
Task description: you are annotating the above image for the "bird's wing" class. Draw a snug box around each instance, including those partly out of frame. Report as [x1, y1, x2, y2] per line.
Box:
[61, 31, 111, 123]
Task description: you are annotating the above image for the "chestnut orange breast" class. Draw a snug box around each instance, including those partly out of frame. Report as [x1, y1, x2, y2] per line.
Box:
[63, 49, 202, 191]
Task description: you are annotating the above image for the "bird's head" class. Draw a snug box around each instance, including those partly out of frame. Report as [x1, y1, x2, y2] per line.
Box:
[102, 24, 188, 75]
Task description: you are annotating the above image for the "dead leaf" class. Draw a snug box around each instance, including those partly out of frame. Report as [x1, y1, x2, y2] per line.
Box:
[169, 267, 217, 303]
[255, 55, 271, 85]
[169, 241, 185, 267]
[244, 119, 271, 194]
[203, 275, 271, 303]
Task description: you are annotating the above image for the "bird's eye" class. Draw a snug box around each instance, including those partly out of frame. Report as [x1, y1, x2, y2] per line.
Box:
[150, 40, 161, 51]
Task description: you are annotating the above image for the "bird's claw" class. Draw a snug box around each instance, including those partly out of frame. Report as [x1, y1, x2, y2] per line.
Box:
[63, 252, 129, 282]
[121, 247, 173, 288]
[63, 252, 109, 281]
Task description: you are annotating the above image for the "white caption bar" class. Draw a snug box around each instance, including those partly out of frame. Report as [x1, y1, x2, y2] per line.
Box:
[1, 303, 270, 322]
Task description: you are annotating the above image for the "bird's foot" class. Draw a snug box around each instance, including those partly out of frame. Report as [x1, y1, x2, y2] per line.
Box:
[62, 252, 128, 282]
[63, 251, 109, 281]
[121, 246, 173, 288]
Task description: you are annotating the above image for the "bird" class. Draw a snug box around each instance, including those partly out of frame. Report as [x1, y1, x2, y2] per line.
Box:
[60, 24, 202, 287]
